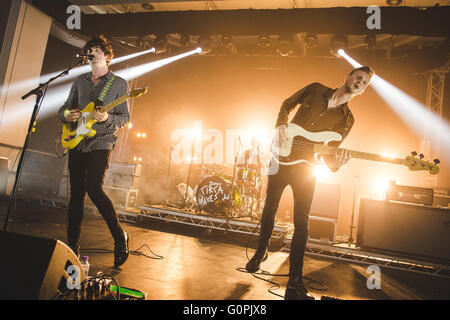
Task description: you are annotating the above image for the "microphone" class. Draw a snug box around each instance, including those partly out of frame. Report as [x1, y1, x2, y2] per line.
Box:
[76, 53, 94, 60]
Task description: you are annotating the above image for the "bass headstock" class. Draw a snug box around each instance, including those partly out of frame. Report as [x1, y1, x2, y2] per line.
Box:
[404, 151, 440, 175]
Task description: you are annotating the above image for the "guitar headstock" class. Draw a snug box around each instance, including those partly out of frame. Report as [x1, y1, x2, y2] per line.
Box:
[404, 152, 440, 175]
[130, 87, 148, 98]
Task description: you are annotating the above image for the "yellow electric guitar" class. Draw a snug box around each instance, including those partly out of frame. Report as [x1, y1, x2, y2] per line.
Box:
[61, 87, 148, 150]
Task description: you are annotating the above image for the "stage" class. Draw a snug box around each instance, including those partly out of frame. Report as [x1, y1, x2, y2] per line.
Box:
[2, 197, 449, 300]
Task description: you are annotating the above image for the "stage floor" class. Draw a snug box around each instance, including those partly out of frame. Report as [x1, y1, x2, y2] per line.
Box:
[1, 199, 449, 300]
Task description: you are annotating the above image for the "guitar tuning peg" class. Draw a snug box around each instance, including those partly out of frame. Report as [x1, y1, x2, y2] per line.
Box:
[433, 159, 440, 165]
[411, 151, 417, 156]
[419, 154, 424, 159]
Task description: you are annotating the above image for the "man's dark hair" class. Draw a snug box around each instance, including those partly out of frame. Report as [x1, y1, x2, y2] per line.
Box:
[349, 66, 374, 78]
[82, 35, 114, 65]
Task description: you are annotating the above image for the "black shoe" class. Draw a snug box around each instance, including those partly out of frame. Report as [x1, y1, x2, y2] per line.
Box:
[114, 232, 130, 268]
[245, 249, 268, 273]
[284, 276, 315, 300]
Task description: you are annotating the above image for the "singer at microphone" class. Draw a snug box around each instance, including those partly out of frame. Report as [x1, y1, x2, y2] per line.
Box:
[76, 53, 94, 60]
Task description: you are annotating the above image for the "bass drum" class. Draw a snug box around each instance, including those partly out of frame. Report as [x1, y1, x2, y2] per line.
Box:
[196, 176, 241, 215]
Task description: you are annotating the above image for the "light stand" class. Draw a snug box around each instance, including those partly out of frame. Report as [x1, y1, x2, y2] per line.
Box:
[348, 174, 360, 245]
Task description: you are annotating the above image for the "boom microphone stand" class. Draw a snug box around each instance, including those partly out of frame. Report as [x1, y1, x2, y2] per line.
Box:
[2, 58, 85, 232]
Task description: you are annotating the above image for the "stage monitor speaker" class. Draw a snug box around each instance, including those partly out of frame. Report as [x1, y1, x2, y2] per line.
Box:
[357, 198, 450, 262]
[0, 231, 86, 299]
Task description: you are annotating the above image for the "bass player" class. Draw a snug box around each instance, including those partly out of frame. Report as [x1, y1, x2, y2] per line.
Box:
[245, 66, 374, 299]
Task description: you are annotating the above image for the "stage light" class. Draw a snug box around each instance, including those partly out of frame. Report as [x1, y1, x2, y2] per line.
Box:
[364, 34, 377, 50]
[141, 2, 154, 10]
[374, 178, 390, 196]
[386, 0, 402, 5]
[277, 35, 294, 57]
[137, 132, 141, 138]
[154, 34, 168, 53]
[199, 35, 213, 54]
[127, 123, 133, 129]
[257, 35, 271, 48]
[330, 34, 348, 56]
[314, 165, 330, 182]
[142, 133, 146, 138]
[381, 153, 396, 159]
[339, 50, 450, 162]
[305, 33, 318, 49]
[221, 35, 233, 48]
[180, 34, 191, 47]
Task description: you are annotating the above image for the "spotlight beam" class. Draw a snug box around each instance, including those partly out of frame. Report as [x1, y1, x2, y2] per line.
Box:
[33, 48, 201, 121]
[338, 50, 450, 162]
[5, 48, 156, 99]
[116, 47, 201, 80]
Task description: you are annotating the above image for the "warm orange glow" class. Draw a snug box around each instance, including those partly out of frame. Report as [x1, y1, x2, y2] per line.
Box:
[313, 165, 330, 182]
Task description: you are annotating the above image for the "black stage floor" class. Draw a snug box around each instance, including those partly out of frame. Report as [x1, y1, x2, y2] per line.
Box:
[1, 199, 449, 301]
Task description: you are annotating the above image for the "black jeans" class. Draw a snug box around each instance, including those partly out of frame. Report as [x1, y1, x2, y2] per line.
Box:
[67, 149, 125, 250]
[258, 163, 316, 278]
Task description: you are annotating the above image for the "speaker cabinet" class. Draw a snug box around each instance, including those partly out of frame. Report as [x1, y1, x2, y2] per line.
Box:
[308, 183, 340, 243]
[0, 231, 86, 299]
[357, 198, 450, 262]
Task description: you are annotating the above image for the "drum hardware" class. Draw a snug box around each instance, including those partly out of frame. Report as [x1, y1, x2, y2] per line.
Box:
[184, 136, 197, 208]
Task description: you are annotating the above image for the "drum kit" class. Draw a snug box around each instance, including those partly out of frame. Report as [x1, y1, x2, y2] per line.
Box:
[195, 163, 265, 219]
[164, 146, 267, 220]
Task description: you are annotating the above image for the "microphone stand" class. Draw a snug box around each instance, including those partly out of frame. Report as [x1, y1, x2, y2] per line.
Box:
[226, 137, 242, 223]
[2, 58, 85, 231]
[184, 134, 197, 210]
[164, 147, 174, 207]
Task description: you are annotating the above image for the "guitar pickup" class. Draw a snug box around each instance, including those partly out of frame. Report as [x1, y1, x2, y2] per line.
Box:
[64, 135, 76, 142]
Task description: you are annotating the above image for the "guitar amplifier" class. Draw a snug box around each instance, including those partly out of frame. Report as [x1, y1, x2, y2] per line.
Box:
[386, 182, 433, 206]
[104, 162, 141, 189]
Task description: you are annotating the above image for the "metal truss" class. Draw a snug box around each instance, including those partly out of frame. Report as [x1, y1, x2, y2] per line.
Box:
[421, 59, 449, 187]
[139, 205, 288, 239]
[84, 204, 140, 224]
[283, 238, 450, 278]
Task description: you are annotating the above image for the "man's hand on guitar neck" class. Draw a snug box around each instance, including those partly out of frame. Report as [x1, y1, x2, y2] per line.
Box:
[92, 108, 109, 122]
[321, 149, 351, 172]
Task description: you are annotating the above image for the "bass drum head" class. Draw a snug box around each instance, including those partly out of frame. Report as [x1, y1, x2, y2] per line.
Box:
[196, 176, 240, 215]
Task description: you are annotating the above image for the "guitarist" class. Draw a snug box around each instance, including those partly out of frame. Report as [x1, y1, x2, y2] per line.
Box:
[245, 66, 374, 299]
[57, 35, 130, 268]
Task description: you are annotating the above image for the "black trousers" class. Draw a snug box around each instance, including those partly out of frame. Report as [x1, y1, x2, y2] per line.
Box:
[67, 149, 125, 249]
[258, 163, 316, 278]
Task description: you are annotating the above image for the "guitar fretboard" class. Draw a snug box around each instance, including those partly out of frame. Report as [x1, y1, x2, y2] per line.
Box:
[313, 144, 404, 165]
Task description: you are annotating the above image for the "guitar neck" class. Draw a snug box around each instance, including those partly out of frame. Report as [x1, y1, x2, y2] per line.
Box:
[100, 94, 129, 113]
[316, 145, 405, 166]
[348, 149, 404, 165]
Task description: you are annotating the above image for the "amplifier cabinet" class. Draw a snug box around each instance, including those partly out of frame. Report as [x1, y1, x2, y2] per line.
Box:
[357, 198, 450, 262]
[386, 183, 433, 206]
[104, 162, 142, 189]
[308, 216, 338, 244]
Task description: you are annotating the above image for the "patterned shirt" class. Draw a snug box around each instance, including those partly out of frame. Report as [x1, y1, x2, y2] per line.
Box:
[58, 71, 130, 152]
[276, 82, 354, 147]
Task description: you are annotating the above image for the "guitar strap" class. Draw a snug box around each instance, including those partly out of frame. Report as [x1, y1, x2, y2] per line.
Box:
[96, 74, 116, 105]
